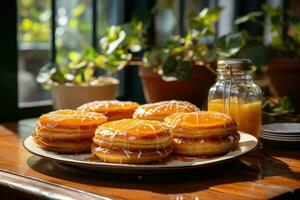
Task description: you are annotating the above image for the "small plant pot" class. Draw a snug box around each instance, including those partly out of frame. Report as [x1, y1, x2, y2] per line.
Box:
[139, 66, 215, 109]
[268, 58, 300, 112]
[51, 77, 119, 110]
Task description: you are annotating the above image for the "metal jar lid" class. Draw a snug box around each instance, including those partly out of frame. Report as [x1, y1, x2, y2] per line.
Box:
[217, 59, 252, 72]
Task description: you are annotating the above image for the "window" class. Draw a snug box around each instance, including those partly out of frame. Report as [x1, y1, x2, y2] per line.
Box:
[17, 0, 125, 109]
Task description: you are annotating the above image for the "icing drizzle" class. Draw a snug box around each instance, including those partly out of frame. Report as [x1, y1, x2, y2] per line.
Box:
[133, 100, 200, 120]
[77, 100, 139, 113]
[164, 111, 235, 129]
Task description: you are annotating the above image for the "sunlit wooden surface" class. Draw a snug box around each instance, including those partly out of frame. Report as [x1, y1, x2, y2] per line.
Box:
[0, 118, 299, 199]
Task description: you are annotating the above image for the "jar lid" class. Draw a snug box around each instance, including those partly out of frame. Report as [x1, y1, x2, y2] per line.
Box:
[217, 59, 252, 71]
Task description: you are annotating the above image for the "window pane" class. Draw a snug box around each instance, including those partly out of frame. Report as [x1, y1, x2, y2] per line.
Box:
[97, 0, 124, 35]
[56, 0, 92, 64]
[97, 0, 125, 97]
[17, 0, 51, 107]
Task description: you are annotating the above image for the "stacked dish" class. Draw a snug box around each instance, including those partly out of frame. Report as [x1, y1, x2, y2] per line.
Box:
[260, 123, 300, 143]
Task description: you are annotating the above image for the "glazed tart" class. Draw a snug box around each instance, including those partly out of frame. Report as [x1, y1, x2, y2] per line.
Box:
[164, 111, 240, 156]
[133, 100, 199, 121]
[32, 110, 107, 153]
[77, 100, 139, 121]
[92, 119, 173, 164]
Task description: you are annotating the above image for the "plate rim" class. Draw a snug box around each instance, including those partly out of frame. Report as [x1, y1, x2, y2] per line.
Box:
[261, 123, 300, 133]
[260, 131, 300, 137]
[260, 135, 300, 142]
[260, 134, 300, 140]
[23, 131, 258, 172]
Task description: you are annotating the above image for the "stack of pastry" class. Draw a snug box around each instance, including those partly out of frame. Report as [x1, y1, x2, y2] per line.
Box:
[33, 110, 107, 153]
[32, 101, 241, 162]
[164, 111, 240, 156]
[133, 100, 199, 121]
[77, 100, 139, 121]
[92, 119, 173, 163]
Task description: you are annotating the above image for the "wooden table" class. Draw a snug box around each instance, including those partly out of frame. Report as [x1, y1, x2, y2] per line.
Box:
[0, 119, 299, 200]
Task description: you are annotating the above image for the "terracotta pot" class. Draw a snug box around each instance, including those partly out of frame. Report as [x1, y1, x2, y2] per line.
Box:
[51, 78, 119, 110]
[139, 67, 215, 109]
[268, 58, 300, 112]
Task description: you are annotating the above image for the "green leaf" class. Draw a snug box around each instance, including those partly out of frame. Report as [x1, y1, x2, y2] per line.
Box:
[270, 16, 280, 26]
[83, 47, 96, 60]
[201, 49, 218, 63]
[234, 12, 263, 25]
[176, 60, 192, 80]
[95, 54, 108, 67]
[36, 62, 55, 84]
[216, 32, 243, 58]
[68, 51, 81, 63]
[100, 27, 126, 54]
[279, 97, 294, 112]
[202, 7, 222, 25]
[191, 7, 222, 26]
[272, 32, 283, 47]
[50, 68, 66, 83]
[162, 56, 177, 77]
[262, 4, 281, 17]
[83, 67, 94, 82]
[143, 48, 162, 67]
[239, 45, 271, 68]
[162, 57, 192, 80]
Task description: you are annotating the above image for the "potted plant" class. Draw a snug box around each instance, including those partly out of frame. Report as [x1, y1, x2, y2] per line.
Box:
[37, 21, 141, 109]
[139, 5, 271, 108]
[137, 6, 263, 108]
[235, 4, 300, 112]
[139, 7, 223, 107]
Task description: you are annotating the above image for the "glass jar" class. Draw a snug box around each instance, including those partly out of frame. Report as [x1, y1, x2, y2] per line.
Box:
[208, 59, 262, 138]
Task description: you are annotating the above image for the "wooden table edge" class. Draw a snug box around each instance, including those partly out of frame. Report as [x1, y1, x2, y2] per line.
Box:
[0, 169, 117, 200]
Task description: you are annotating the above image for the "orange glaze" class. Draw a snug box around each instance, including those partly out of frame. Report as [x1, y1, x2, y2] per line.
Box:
[133, 100, 200, 120]
[165, 111, 235, 129]
[39, 110, 107, 127]
[97, 119, 168, 139]
[77, 100, 139, 119]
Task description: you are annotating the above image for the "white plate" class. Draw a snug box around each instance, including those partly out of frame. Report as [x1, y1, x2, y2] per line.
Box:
[260, 132, 300, 140]
[261, 123, 300, 134]
[24, 132, 258, 174]
[260, 131, 300, 137]
[261, 134, 300, 142]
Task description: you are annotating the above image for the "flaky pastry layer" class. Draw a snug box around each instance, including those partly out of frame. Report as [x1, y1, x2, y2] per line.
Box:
[173, 133, 240, 156]
[33, 132, 91, 153]
[35, 122, 96, 141]
[169, 126, 237, 139]
[91, 144, 173, 164]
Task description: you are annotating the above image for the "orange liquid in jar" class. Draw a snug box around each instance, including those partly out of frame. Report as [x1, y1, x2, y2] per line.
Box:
[208, 99, 262, 138]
